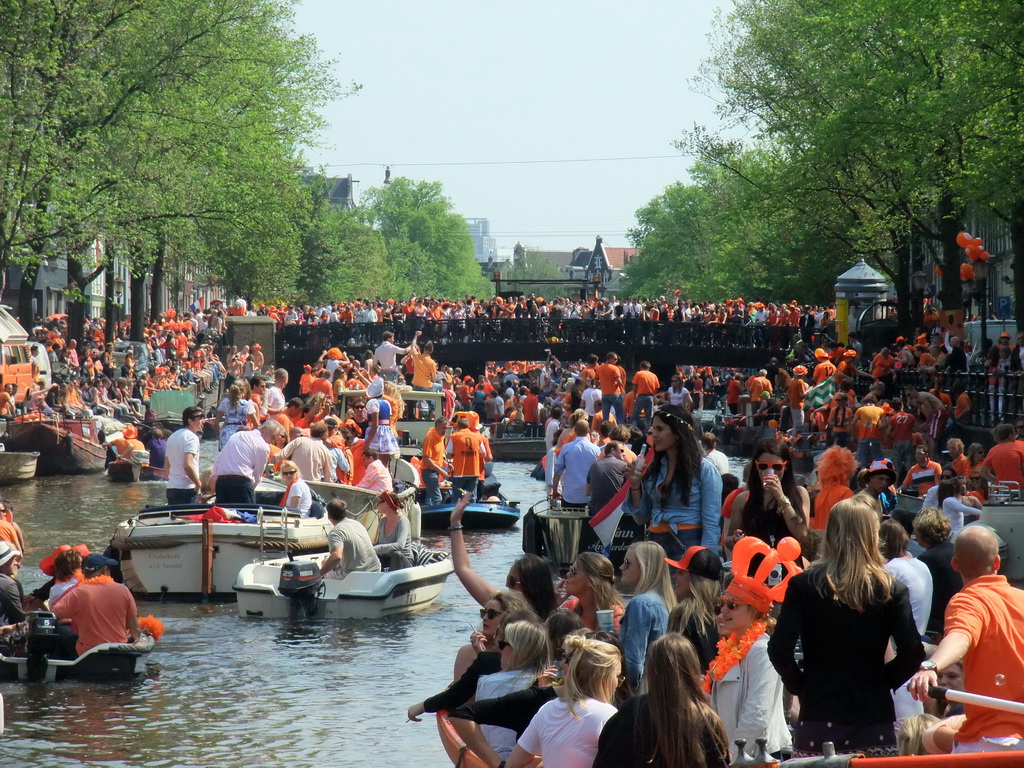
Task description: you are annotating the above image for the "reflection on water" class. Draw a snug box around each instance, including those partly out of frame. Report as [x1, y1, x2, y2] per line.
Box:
[0, 459, 545, 767]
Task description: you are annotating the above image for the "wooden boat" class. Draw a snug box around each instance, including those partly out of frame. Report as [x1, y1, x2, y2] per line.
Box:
[107, 459, 142, 483]
[0, 450, 38, 484]
[2, 417, 107, 475]
[234, 554, 454, 619]
[420, 498, 520, 531]
[305, 458, 422, 539]
[485, 422, 546, 462]
[109, 503, 335, 602]
[147, 389, 196, 428]
[435, 712, 489, 768]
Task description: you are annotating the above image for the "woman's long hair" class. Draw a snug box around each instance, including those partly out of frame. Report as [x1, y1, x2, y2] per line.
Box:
[646, 405, 702, 504]
[810, 495, 893, 611]
[226, 383, 243, 408]
[667, 573, 721, 635]
[512, 554, 558, 619]
[642, 634, 728, 768]
[572, 552, 623, 612]
[937, 478, 960, 506]
[742, 437, 805, 519]
[878, 518, 909, 561]
[561, 635, 621, 717]
[628, 542, 676, 609]
[501, 620, 551, 680]
[382, 380, 403, 419]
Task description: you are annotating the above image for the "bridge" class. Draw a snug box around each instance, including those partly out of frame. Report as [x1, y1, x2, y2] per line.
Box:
[272, 318, 803, 382]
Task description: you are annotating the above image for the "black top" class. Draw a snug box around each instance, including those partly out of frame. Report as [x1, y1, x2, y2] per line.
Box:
[448, 683, 555, 737]
[423, 652, 501, 713]
[0, 573, 25, 625]
[743, 499, 798, 548]
[768, 568, 925, 725]
[594, 695, 729, 768]
[683, 613, 719, 675]
[917, 541, 962, 636]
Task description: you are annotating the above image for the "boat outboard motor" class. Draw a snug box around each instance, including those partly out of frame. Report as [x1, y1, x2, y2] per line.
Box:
[26, 611, 60, 681]
[278, 561, 324, 619]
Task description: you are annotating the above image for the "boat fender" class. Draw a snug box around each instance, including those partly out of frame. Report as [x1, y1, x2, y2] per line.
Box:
[769, 743, 856, 768]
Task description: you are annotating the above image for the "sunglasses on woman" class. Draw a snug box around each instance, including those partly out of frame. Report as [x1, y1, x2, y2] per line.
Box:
[756, 461, 787, 472]
[506, 575, 522, 589]
[717, 598, 743, 612]
[479, 608, 503, 620]
[497, 640, 512, 651]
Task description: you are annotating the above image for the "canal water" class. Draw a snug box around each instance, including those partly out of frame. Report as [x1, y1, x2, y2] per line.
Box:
[0, 454, 539, 768]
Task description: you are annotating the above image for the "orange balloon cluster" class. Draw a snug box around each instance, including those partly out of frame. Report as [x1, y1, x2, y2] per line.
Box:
[957, 231, 989, 263]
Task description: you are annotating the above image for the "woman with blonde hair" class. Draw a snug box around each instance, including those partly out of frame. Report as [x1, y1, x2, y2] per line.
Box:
[560, 552, 624, 630]
[769, 495, 925, 757]
[506, 635, 621, 768]
[618, 541, 676, 686]
[595, 634, 729, 768]
[666, 545, 723, 674]
[278, 460, 312, 516]
[215, 382, 256, 449]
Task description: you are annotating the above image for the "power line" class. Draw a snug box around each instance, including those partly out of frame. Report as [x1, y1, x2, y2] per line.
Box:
[320, 154, 683, 169]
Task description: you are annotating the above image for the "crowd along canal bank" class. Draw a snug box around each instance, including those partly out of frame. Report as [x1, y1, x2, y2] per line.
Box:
[0, 451, 540, 768]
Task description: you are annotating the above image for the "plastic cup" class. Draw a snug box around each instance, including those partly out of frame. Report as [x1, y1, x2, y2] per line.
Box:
[595, 609, 614, 631]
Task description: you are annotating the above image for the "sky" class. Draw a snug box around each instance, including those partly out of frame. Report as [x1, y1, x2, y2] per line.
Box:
[292, 1, 734, 253]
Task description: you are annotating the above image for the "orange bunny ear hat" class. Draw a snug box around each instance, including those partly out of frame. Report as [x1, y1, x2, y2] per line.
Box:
[725, 536, 803, 613]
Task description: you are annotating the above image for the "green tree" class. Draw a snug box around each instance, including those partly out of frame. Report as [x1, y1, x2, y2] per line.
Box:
[360, 178, 491, 297]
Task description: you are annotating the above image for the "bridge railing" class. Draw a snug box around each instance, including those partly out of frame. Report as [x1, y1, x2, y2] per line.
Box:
[276, 319, 802, 354]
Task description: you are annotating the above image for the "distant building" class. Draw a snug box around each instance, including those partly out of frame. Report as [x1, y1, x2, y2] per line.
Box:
[301, 169, 357, 209]
[566, 236, 634, 291]
[466, 218, 498, 263]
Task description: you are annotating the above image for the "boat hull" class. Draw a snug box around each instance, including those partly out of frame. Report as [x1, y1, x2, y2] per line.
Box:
[3, 419, 106, 475]
[109, 505, 334, 601]
[436, 713, 489, 768]
[234, 555, 453, 619]
[0, 637, 153, 682]
[488, 438, 546, 462]
[0, 450, 38, 484]
[108, 459, 142, 483]
[306, 477, 422, 539]
[420, 501, 520, 531]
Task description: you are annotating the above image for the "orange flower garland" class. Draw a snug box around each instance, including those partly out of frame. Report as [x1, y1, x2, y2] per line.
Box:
[80, 573, 115, 585]
[702, 619, 768, 694]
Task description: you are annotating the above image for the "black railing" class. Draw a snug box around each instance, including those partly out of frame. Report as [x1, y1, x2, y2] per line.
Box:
[276, 319, 802, 354]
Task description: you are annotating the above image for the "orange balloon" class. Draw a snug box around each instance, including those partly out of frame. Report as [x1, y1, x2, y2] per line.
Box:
[935, 266, 943, 277]
[956, 231, 973, 248]
[966, 245, 983, 261]
[979, 250, 989, 261]
[960, 263, 975, 281]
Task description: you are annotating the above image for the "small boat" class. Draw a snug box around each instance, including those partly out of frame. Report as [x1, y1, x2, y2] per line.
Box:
[234, 554, 454, 619]
[109, 502, 336, 602]
[0, 449, 38, 484]
[147, 389, 196, 429]
[436, 712, 489, 768]
[305, 458, 423, 539]
[485, 423, 546, 462]
[107, 459, 142, 483]
[0, 612, 154, 683]
[3, 416, 107, 475]
[420, 497, 520, 531]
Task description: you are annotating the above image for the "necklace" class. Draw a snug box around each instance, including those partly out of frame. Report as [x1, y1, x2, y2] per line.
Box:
[702, 619, 768, 694]
[80, 574, 115, 585]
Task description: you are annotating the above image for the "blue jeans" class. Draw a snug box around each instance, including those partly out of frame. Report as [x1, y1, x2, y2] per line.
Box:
[422, 469, 442, 505]
[382, 370, 398, 382]
[647, 528, 702, 562]
[631, 394, 654, 427]
[450, 475, 478, 502]
[856, 438, 882, 469]
[166, 488, 198, 505]
[601, 394, 624, 424]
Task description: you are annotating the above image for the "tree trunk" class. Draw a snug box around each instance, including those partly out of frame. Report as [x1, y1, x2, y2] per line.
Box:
[936, 196, 964, 312]
[17, 261, 40, 333]
[130, 269, 147, 341]
[1011, 204, 1024, 332]
[66, 259, 88, 345]
[151, 239, 165, 320]
[104, 262, 116, 345]
[892, 235, 915, 339]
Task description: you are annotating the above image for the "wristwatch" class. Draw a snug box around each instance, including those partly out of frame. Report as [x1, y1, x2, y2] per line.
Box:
[919, 661, 938, 672]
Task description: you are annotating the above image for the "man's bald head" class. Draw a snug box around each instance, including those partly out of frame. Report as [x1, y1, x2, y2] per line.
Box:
[953, 526, 1000, 582]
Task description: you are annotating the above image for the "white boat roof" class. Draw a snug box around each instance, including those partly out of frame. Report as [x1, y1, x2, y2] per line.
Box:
[0, 307, 28, 343]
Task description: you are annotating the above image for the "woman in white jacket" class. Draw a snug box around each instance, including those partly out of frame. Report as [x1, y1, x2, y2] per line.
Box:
[705, 535, 801, 761]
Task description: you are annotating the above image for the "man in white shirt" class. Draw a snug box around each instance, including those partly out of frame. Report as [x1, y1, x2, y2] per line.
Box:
[164, 406, 205, 504]
[278, 422, 334, 482]
[373, 331, 419, 382]
[211, 420, 285, 504]
[265, 368, 287, 416]
[581, 382, 603, 416]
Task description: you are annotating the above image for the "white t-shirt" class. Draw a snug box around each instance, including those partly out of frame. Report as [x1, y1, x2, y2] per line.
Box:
[165, 428, 200, 490]
[885, 557, 933, 636]
[667, 386, 690, 407]
[544, 419, 561, 451]
[581, 387, 602, 416]
[941, 496, 977, 533]
[705, 449, 730, 476]
[373, 341, 404, 372]
[285, 478, 312, 516]
[265, 386, 286, 413]
[518, 698, 617, 768]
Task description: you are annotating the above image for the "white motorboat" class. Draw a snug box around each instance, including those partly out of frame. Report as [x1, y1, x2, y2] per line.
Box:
[109, 504, 335, 601]
[234, 554, 453, 620]
[305, 457, 422, 539]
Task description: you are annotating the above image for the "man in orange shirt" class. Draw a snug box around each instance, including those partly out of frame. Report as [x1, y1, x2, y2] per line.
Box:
[630, 360, 659, 428]
[787, 365, 809, 433]
[909, 526, 1024, 752]
[420, 417, 449, 505]
[748, 369, 773, 402]
[596, 352, 626, 424]
[445, 417, 487, 501]
[981, 423, 1024, 487]
[53, 553, 141, 658]
[900, 446, 942, 496]
[812, 349, 836, 384]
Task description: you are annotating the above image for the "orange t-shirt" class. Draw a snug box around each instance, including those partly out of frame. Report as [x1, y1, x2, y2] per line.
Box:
[944, 575, 1024, 742]
[53, 581, 137, 656]
[299, 373, 315, 395]
[871, 354, 894, 379]
[632, 370, 660, 396]
[902, 460, 942, 495]
[811, 485, 854, 531]
[448, 428, 486, 477]
[421, 428, 446, 468]
[955, 392, 971, 421]
[0, 519, 18, 546]
[951, 454, 971, 478]
[596, 363, 625, 395]
[787, 379, 808, 409]
[310, 377, 333, 399]
[813, 360, 836, 384]
[982, 442, 1024, 486]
